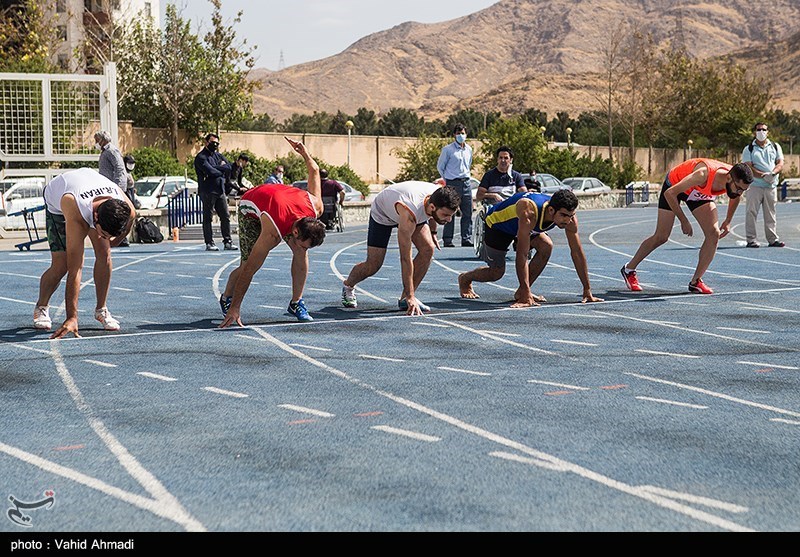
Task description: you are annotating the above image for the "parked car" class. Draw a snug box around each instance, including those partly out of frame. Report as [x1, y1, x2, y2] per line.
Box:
[0, 177, 46, 226]
[134, 176, 198, 210]
[533, 173, 572, 193]
[291, 180, 365, 202]
[562, 177, 612, 193]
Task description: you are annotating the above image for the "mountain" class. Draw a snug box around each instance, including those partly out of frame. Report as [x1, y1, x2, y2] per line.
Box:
[251, 0, 800, 121]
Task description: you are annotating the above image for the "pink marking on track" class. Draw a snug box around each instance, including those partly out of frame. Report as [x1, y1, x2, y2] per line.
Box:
[288, 419, 317, 425]
[53, 444, 85, 451]
[545, 390, 574, 396]
[755, 369, 773, 373]
[354, 411, 384, 417]
[600, 384, 628, 390]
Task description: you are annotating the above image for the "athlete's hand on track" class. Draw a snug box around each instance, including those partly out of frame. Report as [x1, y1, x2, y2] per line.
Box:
[51, 318, 80, 339]
[405, 296, 424, 316]
[219, 309, 244, 329]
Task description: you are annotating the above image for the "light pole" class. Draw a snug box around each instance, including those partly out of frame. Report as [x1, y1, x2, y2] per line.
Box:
[345, 120, 354, 167]
[540, 126, 547, 141]
[566, 127, 573, 147]
[687, 139, 693, 160]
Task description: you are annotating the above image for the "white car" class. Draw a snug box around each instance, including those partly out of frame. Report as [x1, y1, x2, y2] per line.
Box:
[292, 180, 365, 202]
[0, 177, 46, 228]
[134, 176, 198, 210]
[562, 177, 612, 193]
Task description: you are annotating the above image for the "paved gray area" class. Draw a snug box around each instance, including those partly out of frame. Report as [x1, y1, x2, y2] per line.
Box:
[1, 204, 799, 532]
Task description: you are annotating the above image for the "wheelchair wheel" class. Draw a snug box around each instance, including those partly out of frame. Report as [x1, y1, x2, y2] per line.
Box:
[334, 203, 345, 232]
[472, 205, 487, 258]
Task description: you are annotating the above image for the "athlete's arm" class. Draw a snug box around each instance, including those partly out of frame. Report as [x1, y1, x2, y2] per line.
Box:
[720, 195, 743, 239]
[665, 167, 707, 237]
[286, 137, 323, 216]
[396, 202, 423, 316]
[51, 197, 89, 339]
[511, 199, 537, 308]
[220, 215, 281, 328]
[564, 216, 603, 303]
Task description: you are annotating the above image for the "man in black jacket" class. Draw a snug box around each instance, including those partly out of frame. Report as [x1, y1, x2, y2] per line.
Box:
[194, 133, 237, 251]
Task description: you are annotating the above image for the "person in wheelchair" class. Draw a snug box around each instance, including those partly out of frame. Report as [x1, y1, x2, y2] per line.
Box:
[319, 168, 345, 230]
[476, 146, 528, 205]
[459, 189, 603, 307]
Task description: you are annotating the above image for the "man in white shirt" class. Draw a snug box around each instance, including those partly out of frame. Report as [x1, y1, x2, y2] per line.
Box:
[742, 122, 785, 248]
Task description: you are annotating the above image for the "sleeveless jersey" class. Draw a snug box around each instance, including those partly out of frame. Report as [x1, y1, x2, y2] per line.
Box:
[240, 184, 316, 237]
[668, 158, 732, 201]
[44, 168, 126, 229]
[370, 181, 439, 226]
[484, 191, 556, 237]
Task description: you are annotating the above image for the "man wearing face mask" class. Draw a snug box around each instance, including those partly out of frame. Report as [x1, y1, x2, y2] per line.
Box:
[621, 159, 753, 294]
[194, 133, 236, 251]
[437, 123, 474, 248]
[122, 154, 137, 205]
[96, 131, 130, 247]
[742, 123, 785, 248]
[266, 165, 285, 185]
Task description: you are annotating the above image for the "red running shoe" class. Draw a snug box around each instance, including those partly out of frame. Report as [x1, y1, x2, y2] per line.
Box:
[620, 266, 643, 292]
[688, 278, 713, 294]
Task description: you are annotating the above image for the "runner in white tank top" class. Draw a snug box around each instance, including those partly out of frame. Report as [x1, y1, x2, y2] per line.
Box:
[370, 181, 440, 226]
[44, 167, 126, 228]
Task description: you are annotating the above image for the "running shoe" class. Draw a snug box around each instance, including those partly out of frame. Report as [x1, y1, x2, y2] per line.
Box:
[688, 279, 714, 295]
[33, 306, 52, 330]
[95, 307, 121, 331]
[398, 298, 431, 313]
[288, 299, 313, 322]
[219, 294, 233, 316]
[620, 266, 643, 292]
[342, 285, 357, 308]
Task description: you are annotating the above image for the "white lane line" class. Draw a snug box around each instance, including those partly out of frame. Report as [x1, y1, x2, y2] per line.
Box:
[112, 287, 134, 292]
[147, 272, 166, 275]
[360, 354, 405, 362]
[4, 343, 53, 356]
[770, 418, 800, 425]
[430, 317, 558, 356]
[638, 486, 748, 514]
[262, 267, 280, 271]
[83, 359, 117, 368]
[559, 313, 609, 319]
[307, 287, 332, 292]
[413, 322, 450, 328]
[146, 291, 167, 296]
[289, 343, 332, 352]
[203, 386, 249, 399]
[329, 241, 389, 303]
[737, 361, 799, 371]
[717, 327, 770, 334]
[735, 301, 800, 314]
[438, 366, 491, 377]
[528, 379, 590, 391]
[371, 425, 441, 443]
[273, 284, 292, 289]
[671, 301, 708, 306]
[0, 442, 206, 530]
[180, 295, 203, 300]
[0, 270, 42, 279]
[626, 372, 800, 418]
[278, 404, 335, 418]
[176, 274, 194, 279]
[490, 451, 569, 471]
[249, 328, 753, 531]
[211, 256, 243, 300]
[635, 349, 701, 359]
[551, 339, 599, 347]
[480, 330, 520, 337]
[137, 372, 178, 382]
[367, 277, 390, 281]
[636, 396, 708, 410]
[259, 305, 284, 310]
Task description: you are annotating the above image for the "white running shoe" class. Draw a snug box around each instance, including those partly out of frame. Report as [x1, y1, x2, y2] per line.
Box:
[33, 306, 52, 330]
[95, 307, 121, 331]
[342, 285, 358, 308]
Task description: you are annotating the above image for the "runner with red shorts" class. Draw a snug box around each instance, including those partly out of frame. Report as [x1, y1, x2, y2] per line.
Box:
[621, 158, 753, 294]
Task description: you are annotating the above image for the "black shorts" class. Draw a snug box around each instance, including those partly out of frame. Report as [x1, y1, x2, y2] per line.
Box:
[657, 177, 712, 213]
[483, 224, 516, 252]
[367, 217, 428, 249]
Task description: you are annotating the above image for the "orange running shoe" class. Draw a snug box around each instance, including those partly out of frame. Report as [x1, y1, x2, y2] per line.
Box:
[620, 266, 643, 292]
[688, 279, 713, 294]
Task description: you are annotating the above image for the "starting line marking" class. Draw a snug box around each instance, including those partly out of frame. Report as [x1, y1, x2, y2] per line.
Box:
[360, 354, 405, 362]
[550, 339, 599, 347]
[203, 387, 249, 399]
[528, 379, 590, 391]
[635, 349, 701, 359]
[278, 404, 335, 418]
[438, 366, 491, 377]
[83, 360, 117, 368]
[737, 361, 799, 371]
[636, 396, 708, 410]
[371, 425, 440, 443]
[137, 372, 178, 382]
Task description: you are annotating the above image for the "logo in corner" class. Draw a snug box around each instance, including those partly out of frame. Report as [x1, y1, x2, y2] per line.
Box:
[7, 490, 55, 528]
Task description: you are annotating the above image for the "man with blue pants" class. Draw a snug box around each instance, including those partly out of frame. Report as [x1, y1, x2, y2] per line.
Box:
[437, 123, 474, 247]
[742, 122, 785, 248]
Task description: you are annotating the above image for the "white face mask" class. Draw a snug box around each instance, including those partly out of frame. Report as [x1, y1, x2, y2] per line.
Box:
[756, 130, 768, 142]
[95, 143, 102, 150]
[126, 164, 135, 171]
[276, 173, 284, 180]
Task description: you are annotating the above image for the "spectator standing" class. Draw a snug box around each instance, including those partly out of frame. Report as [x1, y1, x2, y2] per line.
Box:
[266, 165, 285, 184]
[225, 154, 251, 198]
[123, 154, 137, 206]
[437, 123, 474, 247]
[742, 123, 785, 248]
[95, 131, 129, 247]
[194, 133, 236, 251]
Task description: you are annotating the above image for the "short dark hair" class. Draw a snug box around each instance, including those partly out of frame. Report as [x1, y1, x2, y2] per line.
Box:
[549, 189, 579, 213]
[752, 122, 768, 132]
[429, 186, 461, 211]
[205, 133, 219, 142]
[319, 168, 329, 179]
[453, 123, 466, 134]
[96, 199, 131, 236]
[729, 162, 754, 184]
[496, 146, 514, 159]
[238, 154, 250, 162]
[296, 217, 326, 248]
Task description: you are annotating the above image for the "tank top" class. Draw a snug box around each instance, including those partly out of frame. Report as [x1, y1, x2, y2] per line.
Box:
[44, 168, 126, 229]
[668, 159, 732, 201]
[371, 181, 439, 226]
[484, 192, 556, 237]
[239, 184, 316, 237]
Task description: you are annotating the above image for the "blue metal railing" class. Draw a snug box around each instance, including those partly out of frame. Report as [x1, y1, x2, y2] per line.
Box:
[167, 188, 203, 231]
[626, 183, 650, 206]
[781, 180, 788, 201]
[642, 182, 650, 203]
[626, 185, 634, 206]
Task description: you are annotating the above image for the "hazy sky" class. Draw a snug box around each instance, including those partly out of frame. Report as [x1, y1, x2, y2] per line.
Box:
[167, 0, 499, 70]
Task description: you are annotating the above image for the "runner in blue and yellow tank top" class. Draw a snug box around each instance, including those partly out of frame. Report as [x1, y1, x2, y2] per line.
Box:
[459, 189, 603, 307]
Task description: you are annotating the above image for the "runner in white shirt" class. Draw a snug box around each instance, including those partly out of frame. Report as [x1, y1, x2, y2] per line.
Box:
[341, 181, 460, 315]
[34, 168, 136, 338]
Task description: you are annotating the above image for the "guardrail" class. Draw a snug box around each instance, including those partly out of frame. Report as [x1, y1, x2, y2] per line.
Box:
[625, 183, 650, 206]
[167, 188, 203, 231]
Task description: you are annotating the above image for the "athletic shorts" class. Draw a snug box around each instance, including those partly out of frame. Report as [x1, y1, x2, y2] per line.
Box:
[658, 177, 712, 213]
[480, 224, 538, 270]
[237, 209, 261, 262]
[367, 217, 426, 249]
[45, 209, 67, 252]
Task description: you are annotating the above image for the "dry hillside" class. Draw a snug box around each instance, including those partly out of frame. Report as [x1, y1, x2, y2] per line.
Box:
[251, 0, 800, 121]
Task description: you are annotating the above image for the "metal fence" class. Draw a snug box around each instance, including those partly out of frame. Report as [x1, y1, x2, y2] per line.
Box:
[167, 188, 203, 231]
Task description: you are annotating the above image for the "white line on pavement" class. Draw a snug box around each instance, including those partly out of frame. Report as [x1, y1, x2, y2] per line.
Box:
[716, 327, 770, 334]
[203, 387, 249, 399]
[371, 425, 441, 443]
[438, 366, 491, 377]
[278, 404, 335, 418]
[527, 379, 590, 391]
[360, 354, 405, 362]
[737, 361, 799, 371]
[289, 343, 332, 352]
[551, 339, 599, 347]
[636, 349, 701, 359]
[636, 396, 708, 410]
[83, 360, 117, 368]
[137, 372, 178, 382]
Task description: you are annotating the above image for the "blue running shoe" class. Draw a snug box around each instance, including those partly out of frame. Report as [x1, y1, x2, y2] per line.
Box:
[288, 298, 313, 322]
[398, 298, 431, 312]
[219, 294, 233, 316]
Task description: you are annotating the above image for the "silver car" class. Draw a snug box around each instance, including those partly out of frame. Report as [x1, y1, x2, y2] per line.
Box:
[562, 177, 612, 193]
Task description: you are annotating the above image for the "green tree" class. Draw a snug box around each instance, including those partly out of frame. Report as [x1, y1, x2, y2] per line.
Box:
[328, 110, 353, 135]
[237, 113, 277, 132]
[0, 0, 58, 72]
[377, 108, 425, 137]
[444, 108, 500, 135]
[393, 135, 448, 182]
[128, 146, 186, 179]
[351, 107, 378, 136]
[478, 117, 547, 175]
[280, 111, 333, 134]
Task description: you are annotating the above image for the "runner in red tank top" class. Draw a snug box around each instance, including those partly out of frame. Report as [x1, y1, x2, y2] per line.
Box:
[621, 158, 753, 295]
[219, 137, 326, 325]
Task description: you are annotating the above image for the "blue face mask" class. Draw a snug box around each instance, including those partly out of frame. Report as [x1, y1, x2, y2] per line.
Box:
[456, 134, 467, 144]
